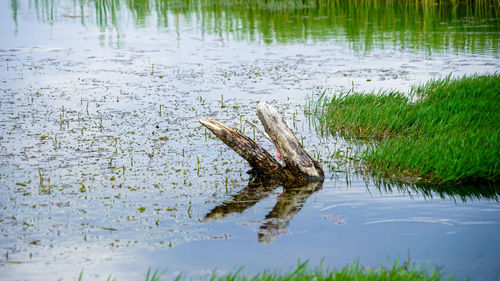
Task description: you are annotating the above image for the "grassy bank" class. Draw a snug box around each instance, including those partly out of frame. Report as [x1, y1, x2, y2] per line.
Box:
[313, 73, 499, 184]
[77, 260, 450, 281]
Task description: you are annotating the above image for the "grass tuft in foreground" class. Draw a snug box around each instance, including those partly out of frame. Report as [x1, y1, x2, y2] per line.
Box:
[313, 73, 500, 184]
[208, 260, 448, 281]
[76, 260, 452, 281]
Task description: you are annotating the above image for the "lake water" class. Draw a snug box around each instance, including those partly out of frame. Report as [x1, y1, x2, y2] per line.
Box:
[0, 1, 499, 280]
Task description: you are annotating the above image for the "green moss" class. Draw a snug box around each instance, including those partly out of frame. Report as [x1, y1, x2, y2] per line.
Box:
[313, 73, 500, 183]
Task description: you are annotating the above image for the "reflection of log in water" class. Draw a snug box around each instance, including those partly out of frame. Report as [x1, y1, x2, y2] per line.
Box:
[204, 177, 322, 243]
[258, 181, 322, 244]
[204, 177, 281, 220]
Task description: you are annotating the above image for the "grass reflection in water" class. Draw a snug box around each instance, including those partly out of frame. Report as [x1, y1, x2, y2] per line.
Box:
[16, 0, 500, 53]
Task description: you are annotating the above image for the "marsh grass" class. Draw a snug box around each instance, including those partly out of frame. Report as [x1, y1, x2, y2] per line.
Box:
[313, 74, 500, 184]
[76, 260, 450, 281]
[207, 260, 448, 281]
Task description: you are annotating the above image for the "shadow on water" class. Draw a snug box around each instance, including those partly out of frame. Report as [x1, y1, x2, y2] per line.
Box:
[370, 177, 500, 202]
[204, 170, 498, 243]
[16, 0, 500, 53]
[258, 181, 322, 244]
[310, 128, 500, 203]
[205, 176, 323, 243]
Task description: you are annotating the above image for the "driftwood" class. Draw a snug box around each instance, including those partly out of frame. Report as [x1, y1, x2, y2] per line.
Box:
[256, 103, 323, 181]
[199, 118, 282, 176]
[200, 102, 324, 184]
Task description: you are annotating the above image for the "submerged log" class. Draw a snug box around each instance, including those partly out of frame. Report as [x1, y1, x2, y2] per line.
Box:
[200, 102, 324, 184]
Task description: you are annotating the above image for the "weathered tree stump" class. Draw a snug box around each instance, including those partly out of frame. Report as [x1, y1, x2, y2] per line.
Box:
[200, 102, 324, 184]
[256, 102, 324, 181]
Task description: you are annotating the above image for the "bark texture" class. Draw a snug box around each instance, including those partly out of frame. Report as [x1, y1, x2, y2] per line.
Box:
[199, 103, 323, 183]
[199, 118, 282, 176]
[256, 103, 324, 181]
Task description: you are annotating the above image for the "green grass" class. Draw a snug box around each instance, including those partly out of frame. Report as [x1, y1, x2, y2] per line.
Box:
[76, 260, 452, 281]
[313, 73, 500, 184]
[207, 260, 449, 281]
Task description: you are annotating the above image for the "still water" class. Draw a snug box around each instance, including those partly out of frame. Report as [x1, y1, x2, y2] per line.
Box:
[1, 1, 499, 280]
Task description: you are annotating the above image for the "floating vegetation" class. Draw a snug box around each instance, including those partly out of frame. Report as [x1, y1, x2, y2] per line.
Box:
[0, 48, 316, 271]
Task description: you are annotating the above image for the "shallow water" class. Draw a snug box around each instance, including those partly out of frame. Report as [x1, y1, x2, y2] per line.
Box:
[1, 1, 499, 280]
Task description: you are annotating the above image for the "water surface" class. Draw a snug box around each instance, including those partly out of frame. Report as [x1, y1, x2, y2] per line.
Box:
[1, 1, 499, 280]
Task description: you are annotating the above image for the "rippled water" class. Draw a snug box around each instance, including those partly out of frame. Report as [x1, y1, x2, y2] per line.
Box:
[1, 1, 499, 280]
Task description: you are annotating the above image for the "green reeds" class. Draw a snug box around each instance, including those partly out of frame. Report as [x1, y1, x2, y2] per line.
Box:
[213, 260, 448, 281]
[314, 73, 500, 184]
[75, 259, 450, 280]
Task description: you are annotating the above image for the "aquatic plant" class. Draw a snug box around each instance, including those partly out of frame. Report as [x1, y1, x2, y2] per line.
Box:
[313, 73, 500, 184]
[75, 259, 451, 280]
